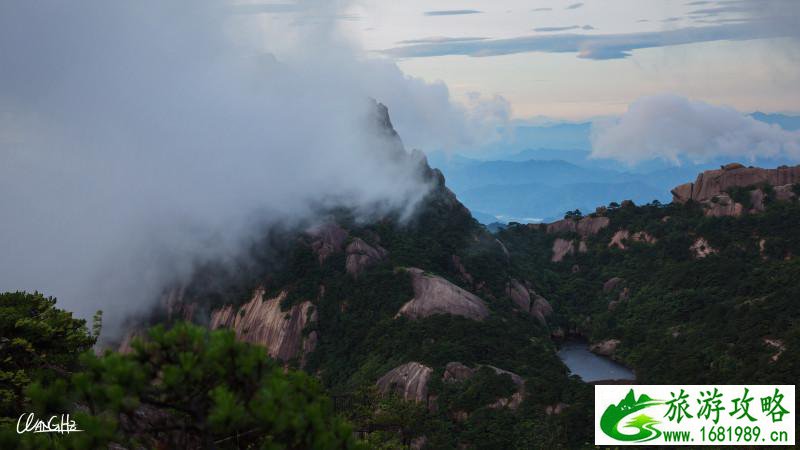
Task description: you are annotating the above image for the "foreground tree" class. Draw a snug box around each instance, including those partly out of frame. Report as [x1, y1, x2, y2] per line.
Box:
[5, 322, 360, 449]
[0, 291, 96, 424]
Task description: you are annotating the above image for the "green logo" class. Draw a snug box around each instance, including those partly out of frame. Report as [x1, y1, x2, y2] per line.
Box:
[600, 389, 664, 443]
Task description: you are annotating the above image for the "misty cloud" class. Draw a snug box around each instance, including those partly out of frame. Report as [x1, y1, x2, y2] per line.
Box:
[0, 1, 507, 332]
[565, 3, 584, 10]
[590, 95, 800, 165]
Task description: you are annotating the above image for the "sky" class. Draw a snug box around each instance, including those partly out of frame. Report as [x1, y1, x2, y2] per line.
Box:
[0, 0, 799, 330]
[279, 0, 800, 120]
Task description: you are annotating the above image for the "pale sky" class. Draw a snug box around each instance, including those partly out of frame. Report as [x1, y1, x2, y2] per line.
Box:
[316, 0, 800, 120]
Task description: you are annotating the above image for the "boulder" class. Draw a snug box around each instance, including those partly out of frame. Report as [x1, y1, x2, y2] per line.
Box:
[308, 223, 348, 264]
[345, 237, 388, 277]
[590, 339, 620, 357]
[551, 238, 575, 262]
[603, 277, 624, 293]
[578, 240, 588, 253]
[774, 184, 797, 202]
[545, 403, 569, 415]
[376, 362, 433, 403]
[210, 289, 317, 363]
[531, 295, 553, 325]
[397, 268, 489, 321]
[506, 279, 531, 312]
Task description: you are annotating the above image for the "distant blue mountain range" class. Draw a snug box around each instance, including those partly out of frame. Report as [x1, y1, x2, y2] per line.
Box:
[428, 112, 800, 223]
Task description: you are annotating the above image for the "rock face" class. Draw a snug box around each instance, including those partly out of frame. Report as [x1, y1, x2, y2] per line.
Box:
[376, 362, 433, 403]
[671, 164, 800, 203]
[590, 339, 620, 357]
[397, 268, 489, 321]
[309, 223, 349, 264]
[546, 216, 610, 237]
[345, 237, 388, 277]
[210, 289, 317, 363]
[551, 238, 575, 262]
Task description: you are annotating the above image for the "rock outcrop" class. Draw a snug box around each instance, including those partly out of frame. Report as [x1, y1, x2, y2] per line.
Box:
[210, 289, 317, 363]
[376, 362, 433, 403]
[603, 277, 624, 293]
[690, 237, 717, 259]
[671, 164, 800, 204]
[763, 338, 785, 362]
[704, 194, 744, 217]
[309, 223, 349, 264]
[590, 339, 620, 357]
[608, 230, 657, 250]
[442, 362, 526, 410]
[505, 279, 552, 325]
[546, 216, 610, 237]
[345, 237, 388, 277]
[396, 268, 489, 321]
[551, 238, 575, 262]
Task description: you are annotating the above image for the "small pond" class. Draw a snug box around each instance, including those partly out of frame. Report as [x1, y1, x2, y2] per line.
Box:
[557, 339, 635, 383]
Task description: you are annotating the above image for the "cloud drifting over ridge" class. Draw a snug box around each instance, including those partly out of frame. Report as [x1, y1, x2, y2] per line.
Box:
[0, 0, 508, 329]
[590, 95, 800, 164]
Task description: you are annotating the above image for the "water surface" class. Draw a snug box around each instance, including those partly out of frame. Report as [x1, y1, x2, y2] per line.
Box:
[557, 339, 635, 382]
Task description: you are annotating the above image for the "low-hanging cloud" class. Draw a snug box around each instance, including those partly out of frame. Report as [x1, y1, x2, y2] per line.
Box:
[590, 94, 800, 165]
[0, 0, 508, 332]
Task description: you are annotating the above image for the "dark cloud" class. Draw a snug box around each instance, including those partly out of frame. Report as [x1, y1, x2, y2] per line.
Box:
[565, 3, 584, 10]
[424, 9, 482, 16]
[532, 7, 553, 12]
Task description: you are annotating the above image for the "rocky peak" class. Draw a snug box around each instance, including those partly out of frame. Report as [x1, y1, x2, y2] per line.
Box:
[672, 163, 800, 204]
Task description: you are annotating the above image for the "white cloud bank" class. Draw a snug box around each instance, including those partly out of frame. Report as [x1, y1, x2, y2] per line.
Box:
[590, 94, 800, 164]
[0, 0, 507, 331]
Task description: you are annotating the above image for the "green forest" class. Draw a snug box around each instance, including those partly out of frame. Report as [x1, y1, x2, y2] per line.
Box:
[3, 180, 799, 449]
